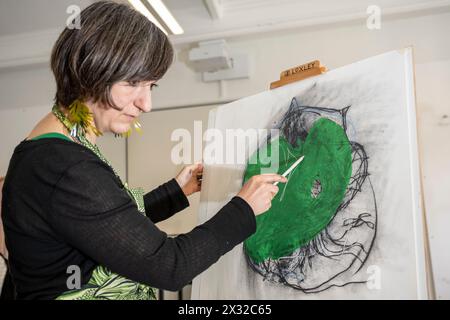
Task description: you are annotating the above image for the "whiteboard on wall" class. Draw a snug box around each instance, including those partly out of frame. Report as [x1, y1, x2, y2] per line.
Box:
[191, 48, 428, 299]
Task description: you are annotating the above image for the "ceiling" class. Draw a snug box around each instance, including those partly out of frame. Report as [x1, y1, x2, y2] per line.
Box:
[1, 0, 450, 43]
[161, 0, 450, 44]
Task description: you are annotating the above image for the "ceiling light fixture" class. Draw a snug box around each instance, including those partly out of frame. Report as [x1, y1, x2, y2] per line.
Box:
[128, 0, 168, 35]
[146, 0, 184, 35]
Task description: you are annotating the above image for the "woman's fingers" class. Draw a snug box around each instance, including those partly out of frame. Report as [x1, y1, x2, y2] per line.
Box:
[192, 163, 203, 184]
[269, 184, 279, 195]
[253, 173, 287, 184]
[177, 163, 204, 195]
[187, 163, 203, 175]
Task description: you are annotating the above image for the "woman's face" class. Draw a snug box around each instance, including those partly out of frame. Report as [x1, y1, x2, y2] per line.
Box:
[91, 81, 156, 134]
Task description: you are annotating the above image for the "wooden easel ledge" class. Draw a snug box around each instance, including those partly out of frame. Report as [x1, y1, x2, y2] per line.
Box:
[270, 60, 327, 89]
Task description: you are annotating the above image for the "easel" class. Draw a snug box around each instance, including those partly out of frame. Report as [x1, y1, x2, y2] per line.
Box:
[268, 58, 436, 300]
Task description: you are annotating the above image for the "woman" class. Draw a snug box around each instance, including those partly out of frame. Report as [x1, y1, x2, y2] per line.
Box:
[1, 1, 285, 300]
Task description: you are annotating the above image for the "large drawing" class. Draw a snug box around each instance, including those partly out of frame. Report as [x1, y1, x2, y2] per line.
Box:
[243, 98, 377, 293]
[192, 49, 427, 299]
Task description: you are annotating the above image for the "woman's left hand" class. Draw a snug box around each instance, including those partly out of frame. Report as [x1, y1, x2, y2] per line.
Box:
[175, 163, 203, 196]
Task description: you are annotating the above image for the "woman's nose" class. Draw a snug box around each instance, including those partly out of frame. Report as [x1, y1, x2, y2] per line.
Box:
[135, 87, 152, 113]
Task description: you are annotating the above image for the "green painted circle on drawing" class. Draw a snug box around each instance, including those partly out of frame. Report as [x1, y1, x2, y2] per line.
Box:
[243, 118, 353, 263]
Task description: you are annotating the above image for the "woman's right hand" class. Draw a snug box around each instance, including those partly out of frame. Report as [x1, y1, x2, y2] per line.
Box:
[237, 174, 288, 216]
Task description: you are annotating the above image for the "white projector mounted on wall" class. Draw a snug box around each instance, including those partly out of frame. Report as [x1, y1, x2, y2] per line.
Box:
[188, 39, 250, 82]
[189, 39, 231, 72]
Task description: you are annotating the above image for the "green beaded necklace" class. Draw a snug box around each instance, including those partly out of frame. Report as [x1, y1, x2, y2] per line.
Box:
[51, 104, 144, 207]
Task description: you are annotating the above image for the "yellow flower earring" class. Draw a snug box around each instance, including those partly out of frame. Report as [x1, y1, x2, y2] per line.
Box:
[67, 99, 103, 137]
[115, 119, 143, 138]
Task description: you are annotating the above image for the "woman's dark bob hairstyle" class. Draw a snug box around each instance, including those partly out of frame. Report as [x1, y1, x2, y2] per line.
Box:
[51, 0, 174, 109]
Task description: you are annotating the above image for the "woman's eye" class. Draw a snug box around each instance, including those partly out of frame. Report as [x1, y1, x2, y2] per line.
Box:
[128, 81, 139, 87]
[150, 83, 159, 91]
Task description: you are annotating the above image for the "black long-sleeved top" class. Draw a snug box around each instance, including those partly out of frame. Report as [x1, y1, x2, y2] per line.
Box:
[1, 138, 256, 300]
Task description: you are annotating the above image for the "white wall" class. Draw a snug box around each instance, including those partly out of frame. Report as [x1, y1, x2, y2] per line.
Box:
[153, 9, 450, 109]
[416, 60, 450, 299]
[128, 105, 215, 235]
